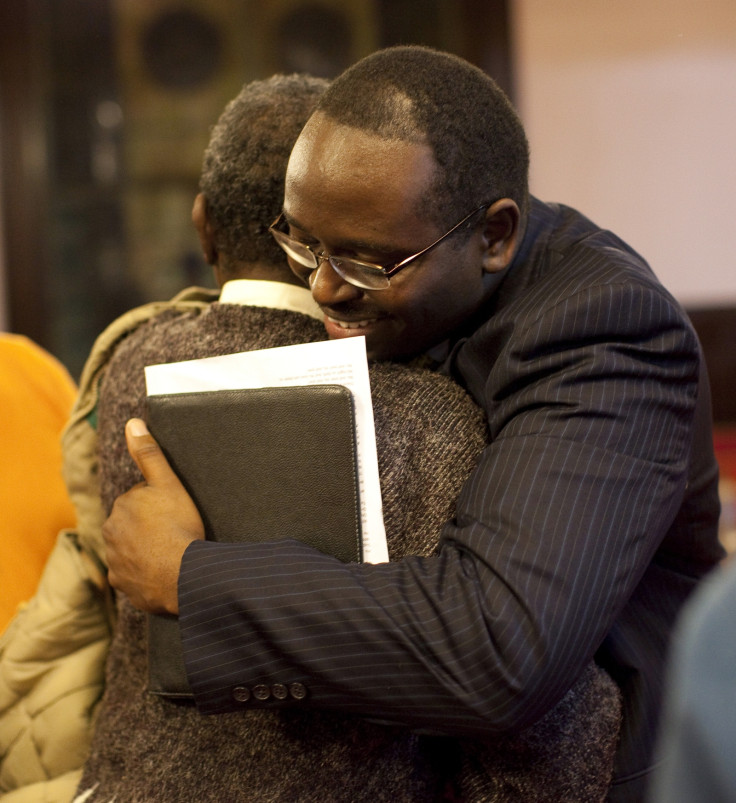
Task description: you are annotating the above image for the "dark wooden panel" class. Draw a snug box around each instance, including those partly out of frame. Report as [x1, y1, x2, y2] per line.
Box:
[687, 306, 736, 424]
[1, 0, 515, 376]
[377, 0, 514, 101]
[0, 0, 50, 346]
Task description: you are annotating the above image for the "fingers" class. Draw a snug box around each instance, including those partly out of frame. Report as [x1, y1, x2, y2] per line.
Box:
[125, 418, 177, 488]
[102, 496, 184, 615]
[102, 478, 201, 614]
[103, 418, 206, 615]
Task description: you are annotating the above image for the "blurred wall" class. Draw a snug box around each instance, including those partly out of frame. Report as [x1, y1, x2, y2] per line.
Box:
[512, 0, 736, 308]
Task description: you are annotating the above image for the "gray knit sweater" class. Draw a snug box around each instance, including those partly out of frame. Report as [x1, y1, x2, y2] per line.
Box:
[77, 302, 621, 802]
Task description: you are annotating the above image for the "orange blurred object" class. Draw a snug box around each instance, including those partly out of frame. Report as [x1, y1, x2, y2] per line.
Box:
[0, 334, 77, 630]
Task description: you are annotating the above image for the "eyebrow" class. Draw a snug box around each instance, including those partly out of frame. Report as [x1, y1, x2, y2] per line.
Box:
[282, 211, 410, 258]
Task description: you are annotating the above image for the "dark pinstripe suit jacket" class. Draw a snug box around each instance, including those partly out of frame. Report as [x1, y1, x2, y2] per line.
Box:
[179, 199, 722, 802]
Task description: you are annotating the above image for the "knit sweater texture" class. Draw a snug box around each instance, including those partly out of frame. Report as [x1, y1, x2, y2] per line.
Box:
[76, 303, 621, 802]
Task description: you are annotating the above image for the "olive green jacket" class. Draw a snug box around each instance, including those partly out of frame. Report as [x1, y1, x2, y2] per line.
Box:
[0, 288, 217, 802]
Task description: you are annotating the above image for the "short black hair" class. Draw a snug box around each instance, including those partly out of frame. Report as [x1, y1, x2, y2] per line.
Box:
[315, 46, 529, 228]
[200, 73, 329, 266]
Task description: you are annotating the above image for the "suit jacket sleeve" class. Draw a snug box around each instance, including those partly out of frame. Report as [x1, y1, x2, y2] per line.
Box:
[177, 278, 702, 735]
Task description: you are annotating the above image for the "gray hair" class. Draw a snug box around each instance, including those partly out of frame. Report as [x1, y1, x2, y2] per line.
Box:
[200, 73, 329, 266]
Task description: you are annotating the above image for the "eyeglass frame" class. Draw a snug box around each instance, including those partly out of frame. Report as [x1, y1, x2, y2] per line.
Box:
[268, 202, 491, 291]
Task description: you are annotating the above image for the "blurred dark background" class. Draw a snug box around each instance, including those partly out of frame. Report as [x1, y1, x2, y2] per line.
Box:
[0, 0, 514, 378]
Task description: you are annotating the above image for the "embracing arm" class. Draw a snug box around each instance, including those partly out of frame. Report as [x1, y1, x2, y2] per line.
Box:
[105, 282, 703, 735]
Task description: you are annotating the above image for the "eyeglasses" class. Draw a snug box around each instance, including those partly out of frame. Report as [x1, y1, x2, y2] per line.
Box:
[268, 203, 489, 291]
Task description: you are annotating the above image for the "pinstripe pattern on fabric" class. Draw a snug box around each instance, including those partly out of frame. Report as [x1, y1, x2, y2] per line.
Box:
[178, 200, 722, 802]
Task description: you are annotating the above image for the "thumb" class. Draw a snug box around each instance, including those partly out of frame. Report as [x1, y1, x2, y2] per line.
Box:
[125, 418, 178, 488]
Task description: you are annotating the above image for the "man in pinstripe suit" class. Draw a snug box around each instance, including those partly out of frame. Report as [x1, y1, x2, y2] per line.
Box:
[103, 47, 723, 801]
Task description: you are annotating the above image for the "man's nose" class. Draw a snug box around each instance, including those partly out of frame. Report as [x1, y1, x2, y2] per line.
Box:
[309, 260, 363, 306]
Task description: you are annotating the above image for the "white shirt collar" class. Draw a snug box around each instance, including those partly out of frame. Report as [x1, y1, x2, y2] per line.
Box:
[218, 279, 323, 322]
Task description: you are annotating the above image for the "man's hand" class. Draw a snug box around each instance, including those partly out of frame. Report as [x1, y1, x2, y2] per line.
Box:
[102, 418, 205, 615]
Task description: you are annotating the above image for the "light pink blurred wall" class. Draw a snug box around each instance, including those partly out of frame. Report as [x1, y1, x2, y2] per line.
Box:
[512, 0, 736, 307]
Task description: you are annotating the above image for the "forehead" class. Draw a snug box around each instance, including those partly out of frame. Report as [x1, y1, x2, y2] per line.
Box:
[284, 113, 439, 241]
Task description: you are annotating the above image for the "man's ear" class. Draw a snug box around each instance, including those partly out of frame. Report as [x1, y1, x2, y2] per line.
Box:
[481, 198, 521, 274]
[191, 193, 218, 265]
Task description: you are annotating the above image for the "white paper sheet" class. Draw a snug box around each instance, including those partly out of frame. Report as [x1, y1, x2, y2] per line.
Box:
[144, 336, 388, 563]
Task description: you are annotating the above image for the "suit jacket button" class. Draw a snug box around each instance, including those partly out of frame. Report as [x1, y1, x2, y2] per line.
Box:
[272, 683, 288, 700]
[253, 684, 271, 701]
[232, 686, 251, 703]
[288, 682, 307, 700]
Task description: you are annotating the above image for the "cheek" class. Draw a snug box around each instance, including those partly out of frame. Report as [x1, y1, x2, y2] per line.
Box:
[381, 270, 444, 316]
[379, 292, 451, 356]
[393, 281, 459, 329]
[401, 278, 483, 346]
[368, 258, 483, 358]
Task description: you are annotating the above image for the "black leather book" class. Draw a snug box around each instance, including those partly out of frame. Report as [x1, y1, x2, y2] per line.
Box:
[145, 383, 362, 698]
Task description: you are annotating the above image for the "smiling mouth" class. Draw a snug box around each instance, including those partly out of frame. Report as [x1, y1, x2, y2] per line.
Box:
[325, 315, 379, 330]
